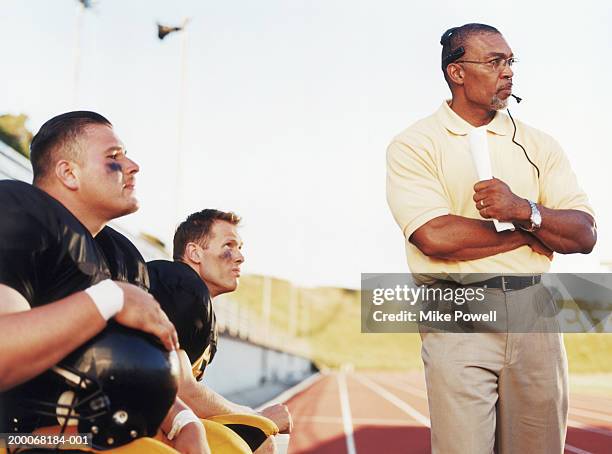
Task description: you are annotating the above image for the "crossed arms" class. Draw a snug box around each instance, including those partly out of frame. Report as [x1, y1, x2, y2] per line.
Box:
[411, 177, 596, 261]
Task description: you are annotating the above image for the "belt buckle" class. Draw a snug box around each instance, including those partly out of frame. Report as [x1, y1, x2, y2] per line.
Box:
[501, 277, 512, 292]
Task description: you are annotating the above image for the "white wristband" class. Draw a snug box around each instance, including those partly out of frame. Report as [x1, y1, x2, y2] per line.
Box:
[167, 409, 200, 441]
[85, 280, 124, 321]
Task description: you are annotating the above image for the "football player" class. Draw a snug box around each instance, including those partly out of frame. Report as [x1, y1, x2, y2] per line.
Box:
[148, 210, 293, 453]
[0, 112, 208, 453]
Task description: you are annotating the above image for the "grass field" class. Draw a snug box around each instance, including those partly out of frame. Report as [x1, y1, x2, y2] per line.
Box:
[230, 275, 612, 374]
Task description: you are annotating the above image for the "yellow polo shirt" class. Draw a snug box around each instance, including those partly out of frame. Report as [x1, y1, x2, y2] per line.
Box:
[386, 101, 594, 282]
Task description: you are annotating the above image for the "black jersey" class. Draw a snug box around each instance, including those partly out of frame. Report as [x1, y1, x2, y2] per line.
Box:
[0, 180, 111, 306]
[0, 180, 169, 437]
[147, 260, 217, 379]
[94, 226, 149, 291]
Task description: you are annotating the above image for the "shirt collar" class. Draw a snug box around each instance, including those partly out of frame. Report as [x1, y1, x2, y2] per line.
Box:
[437, 100, 511, 136]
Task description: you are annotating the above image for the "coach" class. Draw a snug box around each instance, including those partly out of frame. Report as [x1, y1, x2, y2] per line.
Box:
[386, 23, 596, 453]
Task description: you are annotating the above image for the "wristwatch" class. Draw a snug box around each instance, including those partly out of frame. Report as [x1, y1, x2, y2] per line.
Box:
[520, 199, 542, 232]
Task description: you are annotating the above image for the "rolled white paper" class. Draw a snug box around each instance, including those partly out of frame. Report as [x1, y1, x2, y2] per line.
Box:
[468, 127, 515, 232]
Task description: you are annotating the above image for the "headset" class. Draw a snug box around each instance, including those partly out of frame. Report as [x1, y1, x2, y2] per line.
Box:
[507, 95, 540, 179]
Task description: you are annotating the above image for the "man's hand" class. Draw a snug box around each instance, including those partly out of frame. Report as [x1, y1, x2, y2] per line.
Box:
[172, 421, 210, 454]
[473, 177, 531, 223]
[259, 404, 293, 434]
[113, 282, 179, 351]
[254, 435, 277, 454]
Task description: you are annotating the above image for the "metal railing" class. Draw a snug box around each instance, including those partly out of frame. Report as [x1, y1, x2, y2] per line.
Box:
[215, 295, 312, 359]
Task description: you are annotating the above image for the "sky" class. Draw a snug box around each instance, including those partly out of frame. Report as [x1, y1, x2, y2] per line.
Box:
[1, 0, 611, 288]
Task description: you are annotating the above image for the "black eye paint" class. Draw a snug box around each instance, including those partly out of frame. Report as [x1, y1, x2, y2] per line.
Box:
[221, 250, 233, 260]
[106, 162, 122, 173]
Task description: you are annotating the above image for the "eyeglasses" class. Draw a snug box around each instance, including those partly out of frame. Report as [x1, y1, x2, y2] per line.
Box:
[455, 57, 518, 72]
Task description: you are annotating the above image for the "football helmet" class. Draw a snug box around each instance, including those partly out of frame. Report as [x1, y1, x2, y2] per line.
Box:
[6, 323, 179, 450]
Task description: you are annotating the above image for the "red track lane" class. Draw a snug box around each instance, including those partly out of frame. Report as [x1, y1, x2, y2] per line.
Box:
[284, 372, 611, 454]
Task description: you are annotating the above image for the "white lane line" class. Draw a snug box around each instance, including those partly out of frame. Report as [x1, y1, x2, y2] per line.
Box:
[337, 372, 357, 454]
[295, 415, 423, 426]
[569, 408, 612, 424]
[256, 372, 323, 411]
[353, 374, 431, 427]
[564, 444, 594, 454]
[369, 375, 428, 400]
[356, 373, 604, 454]
[568, 419, 612, 437]
[570, 401, 612, 411]
[373, 376, 612, 438]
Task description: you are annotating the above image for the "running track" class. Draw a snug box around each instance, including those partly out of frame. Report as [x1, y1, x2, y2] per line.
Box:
[284, 372, 611, 454]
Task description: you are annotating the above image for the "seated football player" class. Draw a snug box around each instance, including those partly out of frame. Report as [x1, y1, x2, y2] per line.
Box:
[0, 112, 208, 454]
[148, 209, 293, 453]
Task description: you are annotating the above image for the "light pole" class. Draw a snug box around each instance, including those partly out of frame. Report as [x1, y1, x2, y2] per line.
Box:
[157, 18, 191, 220]
[73, 1, 90, 107]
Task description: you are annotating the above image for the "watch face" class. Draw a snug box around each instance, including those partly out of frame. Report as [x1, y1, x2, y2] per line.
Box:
[534, 211, 542, 225]
[531, 202, 542, 227]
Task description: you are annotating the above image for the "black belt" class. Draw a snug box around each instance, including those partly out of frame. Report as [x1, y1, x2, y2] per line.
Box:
[469, 275, 541, 292]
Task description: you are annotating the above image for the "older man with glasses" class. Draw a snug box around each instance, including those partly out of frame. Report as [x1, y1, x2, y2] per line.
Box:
[386, 23, 596, 453]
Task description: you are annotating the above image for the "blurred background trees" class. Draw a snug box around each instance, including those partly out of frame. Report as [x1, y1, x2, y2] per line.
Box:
[0, 113, 32, 158]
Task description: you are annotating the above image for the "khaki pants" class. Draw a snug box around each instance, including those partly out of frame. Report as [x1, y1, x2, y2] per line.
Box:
[420, 283, 568, 454]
